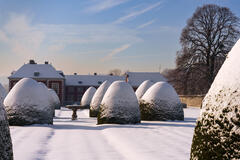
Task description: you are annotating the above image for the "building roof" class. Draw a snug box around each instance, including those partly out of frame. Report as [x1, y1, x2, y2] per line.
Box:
[126, 72, 167, 87]
[9, 63, 64, 79]
[65, 75, 124, 86]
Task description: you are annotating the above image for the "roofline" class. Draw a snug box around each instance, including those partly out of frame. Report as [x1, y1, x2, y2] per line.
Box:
[65, 75, 123, 77]
[126, 72, 162, 74]
[8, 77, 65, 80]
[65, 85, 100, 87]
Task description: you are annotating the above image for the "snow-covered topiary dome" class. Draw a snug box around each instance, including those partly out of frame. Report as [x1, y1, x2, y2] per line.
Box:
[48, 89, 61, 109]
[38, 82, 55, 116]
[140, 82, 184, 121]
[98, 81, 141, 124]
[0, 83, 7, 104]
[81, 87, 96, 108]
[4, 78, 54, 125]
[191, 39, 240, 159]
[0, 98, 13, 159]
[38, 83, 60, 110]
[90, 81, 111, 117]
[135, 80, 154, 100]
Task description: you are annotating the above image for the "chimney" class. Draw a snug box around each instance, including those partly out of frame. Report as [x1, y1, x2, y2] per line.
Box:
[45, 61, 49, 64]
[29, 59, 36, 64]
[125, 74, 129, 83]
[74, 73, 77, 75]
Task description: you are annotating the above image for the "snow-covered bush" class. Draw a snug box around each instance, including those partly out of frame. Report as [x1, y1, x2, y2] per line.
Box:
[4, 78, 54, 125]
[48, 89, 61, 109]
[38, 82, 55, 117]
[98, 81, 141, 124]
[0, 89, 13, 159]
[81, 87, 96, 108]
[135, 80, 154, 100]
[140, 82, 184, 121]
[90, 81, 111, 117]
[191, 39, 240, 159]
[0, 83, 7, 104]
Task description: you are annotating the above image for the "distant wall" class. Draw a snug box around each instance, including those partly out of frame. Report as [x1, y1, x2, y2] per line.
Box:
[179, 95, 205, 108]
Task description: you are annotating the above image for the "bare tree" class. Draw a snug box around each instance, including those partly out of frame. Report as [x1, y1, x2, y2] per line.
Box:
[170, 4, 240, 94]
[109, 69, 122, 76]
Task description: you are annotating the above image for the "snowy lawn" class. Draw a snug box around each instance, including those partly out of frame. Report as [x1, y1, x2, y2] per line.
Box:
[10, 107, 200, 160]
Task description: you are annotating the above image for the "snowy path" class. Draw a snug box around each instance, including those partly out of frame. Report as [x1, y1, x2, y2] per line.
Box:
[10, 107, 200, 160]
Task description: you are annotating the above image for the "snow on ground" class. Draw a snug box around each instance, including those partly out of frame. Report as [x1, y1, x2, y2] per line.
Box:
[10, 107, 200, 160]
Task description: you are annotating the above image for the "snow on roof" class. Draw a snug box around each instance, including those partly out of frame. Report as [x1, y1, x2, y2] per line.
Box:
[126, 72, 167, 87]
[9, 63, 64, 79]
[65, 75, 124, 86]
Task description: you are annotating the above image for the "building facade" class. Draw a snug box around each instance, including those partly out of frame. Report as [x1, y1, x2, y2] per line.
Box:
[64, 74, 124, 105]
[8, 60, 65, 104]
[9, 60, 167, 105]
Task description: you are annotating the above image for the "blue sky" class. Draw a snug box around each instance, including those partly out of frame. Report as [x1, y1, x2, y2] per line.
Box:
[0, 0, 239, 84]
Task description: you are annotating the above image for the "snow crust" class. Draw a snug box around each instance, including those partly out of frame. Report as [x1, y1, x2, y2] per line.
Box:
[4, 78, 53, 125]
[90, 81, 111, 117]
[135, 80, 154, 100]
[0, 83, 7, 104]
[141, 82, 183, 120]
[99, 81, 140, 124]
[81, 87, 96, 107]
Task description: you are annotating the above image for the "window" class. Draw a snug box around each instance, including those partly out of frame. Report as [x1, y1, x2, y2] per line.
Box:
[77, 95, 82, 101]
[34, 72, 40, 77]
[67, 95, 74, 102]
[77, 87, 83, 93]
[51, 83, 59, 94]
[68, 87, 74, 93]
[12, 81, 18, 88]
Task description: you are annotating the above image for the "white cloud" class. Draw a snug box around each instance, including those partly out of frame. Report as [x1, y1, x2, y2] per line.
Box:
[48, 44, 65, 53]
[0, 13, 142, 61]
[0, 31, 9, 42]
[101, 44, 131, 61]
[137, 19, 155, 29]
[37, 24, 141, 45]
[0, 14, 45, 58]
[85, 0, 129, 13]
[114, 1, 162, 24]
